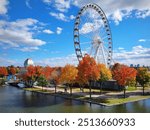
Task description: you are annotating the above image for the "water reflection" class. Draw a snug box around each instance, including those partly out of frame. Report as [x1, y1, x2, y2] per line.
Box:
[0, 86, 150, 113]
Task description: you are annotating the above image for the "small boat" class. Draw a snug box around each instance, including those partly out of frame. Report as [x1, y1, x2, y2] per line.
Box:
[17, 82, 25, 88]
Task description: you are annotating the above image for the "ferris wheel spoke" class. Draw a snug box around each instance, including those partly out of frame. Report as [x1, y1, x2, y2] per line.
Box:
[80, 35, 92, 41]
[80, 41, 91, 45]
[101, 36, 109, 42]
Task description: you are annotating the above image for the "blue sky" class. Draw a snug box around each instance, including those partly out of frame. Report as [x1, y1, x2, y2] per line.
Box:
[0, 0, 150, 67]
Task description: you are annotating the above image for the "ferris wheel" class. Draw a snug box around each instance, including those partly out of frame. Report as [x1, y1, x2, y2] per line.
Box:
[74, 3, 113, 68]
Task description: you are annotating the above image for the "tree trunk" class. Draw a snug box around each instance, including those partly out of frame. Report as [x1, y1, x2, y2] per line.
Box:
[70, 85, 72, 96]
[100, 82, 103, 95]
[124, 87, 126, 98]
[89, 81, 92, 100]
[64, 85, 67, 93]
[80, 86, 84, 93]
[143, 86, 145, 95]
[55, 84, 56, 94]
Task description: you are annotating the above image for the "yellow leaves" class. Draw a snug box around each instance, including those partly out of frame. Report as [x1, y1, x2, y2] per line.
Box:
[98, 64, 112, 81]
[59, 64, 78, 84]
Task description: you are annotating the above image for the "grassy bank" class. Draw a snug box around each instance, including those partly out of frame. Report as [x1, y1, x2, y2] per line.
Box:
[23, 87, 150, 106]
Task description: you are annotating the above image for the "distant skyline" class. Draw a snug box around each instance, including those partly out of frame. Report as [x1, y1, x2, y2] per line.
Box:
[0, 0, 150, 66]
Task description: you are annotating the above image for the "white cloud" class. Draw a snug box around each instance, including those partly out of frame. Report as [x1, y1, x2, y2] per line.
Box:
[139, 39, 146, 42]
[114, 45, 150, 66]
[79, 20, 102, 34]
[50, 12, 76, 22]
[54, 0, 70, 12]
[136, 10, 150, 18]
[49, 12, 68, 21]
[36, 53, 78, 67]
[19, 47, 39, 52]
[79, 22, 94, 34]
[56, 27, 63, 34]
[43, 0, 71, 12]
[112, 10, 123, 25]
[0, 0, 9, 15]
[25, 0, 32, 9]
[43, 29, 54, 34]
[42, 0, 51, 4]
[0, 57, 17, 66]
[70, 15, 75, 20]
[118, 47, 124, 50]
[73, 0, 150, 25]
[0, 18, 46, 52]
[43, 0, 72, 12]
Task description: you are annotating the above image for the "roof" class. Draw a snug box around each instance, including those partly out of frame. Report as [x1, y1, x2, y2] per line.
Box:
[24, 58, 34, 67]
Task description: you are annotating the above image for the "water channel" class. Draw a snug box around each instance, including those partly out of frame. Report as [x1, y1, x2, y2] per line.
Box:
[0, 86, 150, 113]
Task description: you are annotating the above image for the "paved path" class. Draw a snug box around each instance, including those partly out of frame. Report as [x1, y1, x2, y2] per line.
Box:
[34, 86, 150, 99]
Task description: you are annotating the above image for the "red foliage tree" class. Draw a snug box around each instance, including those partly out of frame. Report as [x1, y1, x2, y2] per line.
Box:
[0, 67, 8, 77]
[9, 67, 16, 75]
[112, 64, 137, 98]
[22, 65, 36, 87]
[42, 66, 53, 80]
[77, 54, 100, 98]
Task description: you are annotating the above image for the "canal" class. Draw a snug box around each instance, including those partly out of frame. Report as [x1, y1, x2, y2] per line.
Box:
[0, 86, 150, 113]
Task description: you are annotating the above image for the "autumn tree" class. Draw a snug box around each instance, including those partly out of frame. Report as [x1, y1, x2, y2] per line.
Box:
[77, 54, 100, 99]
[22, 65, 36, 87]
[9, 66, 16, 75]
[42, 66, 53, 81]
[112, 64, 137, 98]
[98, 64, 112, 93]
[136, 68, 150, 95]
[59, 64, 78, 95]
[0, 67, 8, 85]
[0, 67, 8, 78]
[50, 67, 61, 93]
[34, 66, 43, 79]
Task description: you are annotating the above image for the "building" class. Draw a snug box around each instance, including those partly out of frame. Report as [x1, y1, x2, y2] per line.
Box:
[24, 58, 34, 68]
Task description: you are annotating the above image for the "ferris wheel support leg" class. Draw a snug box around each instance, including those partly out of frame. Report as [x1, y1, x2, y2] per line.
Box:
[100, 43, 107, 67]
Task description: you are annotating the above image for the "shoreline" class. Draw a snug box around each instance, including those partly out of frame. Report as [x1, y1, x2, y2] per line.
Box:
[23, 86, 150, 107]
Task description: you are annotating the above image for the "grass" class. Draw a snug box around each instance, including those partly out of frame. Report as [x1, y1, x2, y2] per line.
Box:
[106, 96, 150, 105]
[23, 87, 54, 94]
[127, 87, 137, 91]
[79, 95, 150, 106]
[23, 86, 150, 106]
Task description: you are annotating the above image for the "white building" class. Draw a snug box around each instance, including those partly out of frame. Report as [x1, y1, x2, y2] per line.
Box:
[24, 58, 34, 68]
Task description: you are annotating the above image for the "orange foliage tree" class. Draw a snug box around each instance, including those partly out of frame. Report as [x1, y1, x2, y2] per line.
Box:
[59, 64, 78, 95]
[9, 67, 16, 75]
[50, 67, 62, 93]
[0, 67, 8, 78]
[77, 54, 100, 98]
[112, 64, 137, 98]
[22, 65, 42, 87]
[42, 66, 53, 80]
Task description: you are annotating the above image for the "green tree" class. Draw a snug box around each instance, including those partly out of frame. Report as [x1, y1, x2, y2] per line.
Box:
[37, 75, 48, 91]
[136, 68, 150, 95]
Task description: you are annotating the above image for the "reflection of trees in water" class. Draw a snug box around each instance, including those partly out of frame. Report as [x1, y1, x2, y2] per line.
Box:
[1, 86, 150, 112]
[132, 100, 150, 113]
[19, 91, 65, 108]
